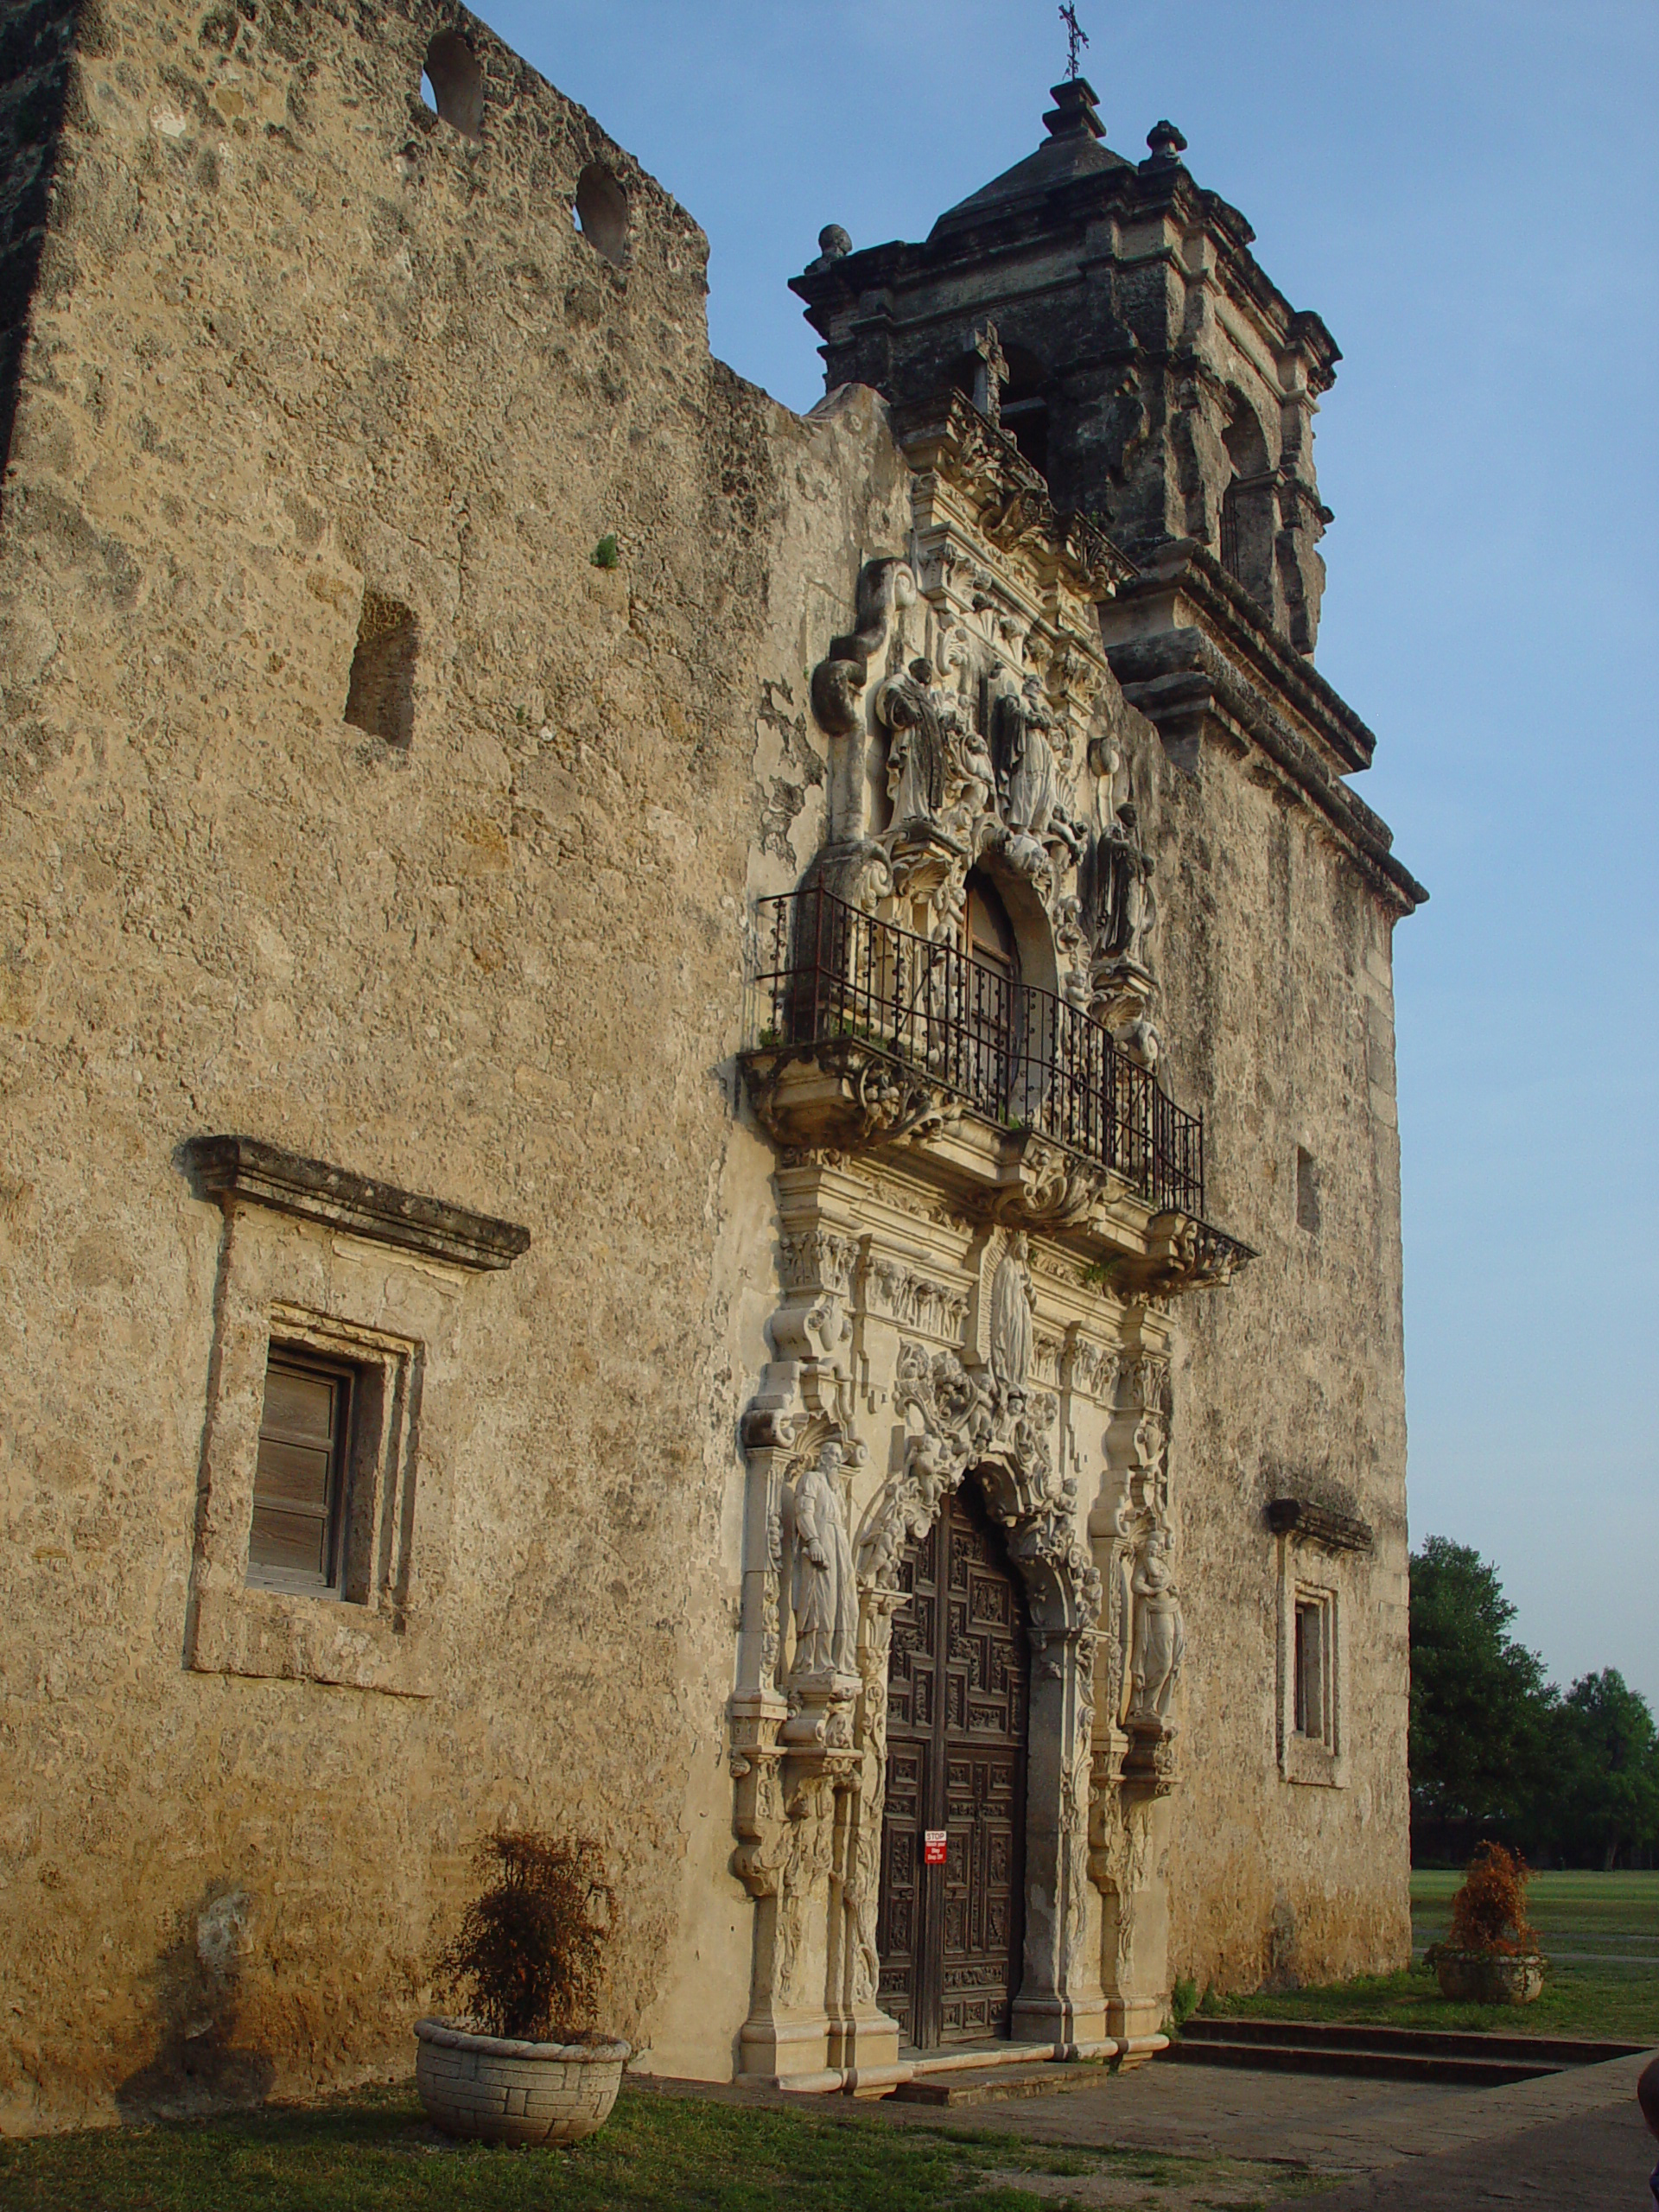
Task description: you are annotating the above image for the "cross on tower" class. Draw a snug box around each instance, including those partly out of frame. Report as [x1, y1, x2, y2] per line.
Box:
[1059, 2, 1090, 81]
[971, 321, 1008, 429]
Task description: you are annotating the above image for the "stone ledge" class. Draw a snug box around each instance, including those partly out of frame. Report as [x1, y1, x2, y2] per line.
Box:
[183, 1134, 531, 1272]
[1266, 1497, 1375, 1554]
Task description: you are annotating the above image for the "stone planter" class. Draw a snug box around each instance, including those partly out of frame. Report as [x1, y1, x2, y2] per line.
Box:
[414, 2016, 630, 2145]
[1433, 1950, 1546, 2005]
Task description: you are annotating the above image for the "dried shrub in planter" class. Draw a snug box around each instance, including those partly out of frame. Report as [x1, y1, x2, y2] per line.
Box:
[1446, 1840, 1541, 1956]
[436, 1832, 613, 2043]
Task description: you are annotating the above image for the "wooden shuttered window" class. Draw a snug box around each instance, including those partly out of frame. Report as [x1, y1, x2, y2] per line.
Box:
[247, 1351, 353, 1593]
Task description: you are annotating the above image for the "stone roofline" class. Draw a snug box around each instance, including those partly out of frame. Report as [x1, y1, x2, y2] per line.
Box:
[792, 151, 1340, 394]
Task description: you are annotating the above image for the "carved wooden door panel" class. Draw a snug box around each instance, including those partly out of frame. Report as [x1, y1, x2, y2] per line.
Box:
[877, 1478, 1028, 2048]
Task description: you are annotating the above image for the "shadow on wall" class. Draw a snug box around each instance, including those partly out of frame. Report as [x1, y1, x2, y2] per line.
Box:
[1267, 1886, 1300, 1990]
[115, 1886, 274, 2121]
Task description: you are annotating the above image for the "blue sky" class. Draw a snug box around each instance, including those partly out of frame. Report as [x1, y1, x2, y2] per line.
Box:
[478, 3, 1659, 1704]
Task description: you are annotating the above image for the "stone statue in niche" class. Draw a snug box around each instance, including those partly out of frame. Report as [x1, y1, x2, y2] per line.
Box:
[991, 677, 1085, 875]
[882, 658, 950, 828]
[989, 1231, 1034, 1401]
[1093, 802, 1157, 969]
[788, 1440, 859, 1681]
[1128, 1527, 1185, 1721]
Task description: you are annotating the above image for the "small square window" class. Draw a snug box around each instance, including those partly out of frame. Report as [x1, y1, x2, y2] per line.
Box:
[248, 1350, 356, 1596]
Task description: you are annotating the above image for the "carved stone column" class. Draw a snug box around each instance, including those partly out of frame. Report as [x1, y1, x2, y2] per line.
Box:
[1011, 1615, 1107, 2047]
[730, 1206, 865, 2082]
[1087, 1333, 1181, 2050]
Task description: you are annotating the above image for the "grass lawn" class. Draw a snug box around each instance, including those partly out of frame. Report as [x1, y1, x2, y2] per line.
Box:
[1201, 1870, 1659, 2044]
[0, 2082, 1334, 2211]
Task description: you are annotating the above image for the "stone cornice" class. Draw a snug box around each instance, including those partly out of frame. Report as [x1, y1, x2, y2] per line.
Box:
[1265, 1497, 1376, 1554]
[1099, 543, 1427, 916]
[183, 1135, 531, 1272]
[1113, 541, 1376, 769]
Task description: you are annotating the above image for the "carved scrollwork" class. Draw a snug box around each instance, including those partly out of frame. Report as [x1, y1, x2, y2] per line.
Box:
[810, 557, 915, 736]
[994, 1139, 1115, 1230]
[1113, 1212, 1255, 1296]
[853, 1340, 1097, 1633]
[741, 1038, 965, 1155]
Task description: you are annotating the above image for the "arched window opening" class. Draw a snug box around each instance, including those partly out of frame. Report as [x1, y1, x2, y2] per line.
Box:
[575, 163, 630, 267]
[949, 342, 1049, 478]
[966, 868, 1020, 989]
[999, 343, 1049, 479]
[962, 868, 1021, 1108]
[1219, 397, 1273, 606]
[422, 29, 484, 139]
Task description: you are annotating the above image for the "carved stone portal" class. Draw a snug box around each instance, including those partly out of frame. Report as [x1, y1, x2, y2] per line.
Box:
[733, 438, 1240, 2081]
[730, 1163, 1190, 2080]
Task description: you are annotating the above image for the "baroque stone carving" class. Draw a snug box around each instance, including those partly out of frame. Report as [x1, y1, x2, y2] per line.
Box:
[1113, 1212, 1253, 1297]
[988, 1230, 1034, 1397]
[1127, 1527, 1185, 1722]
[745, 1035, 964, 1154]
[994, 1138, 1115, 1231]
[786, 1440, 859, 1684]
[810, 556, 915, 737]
[992, 678, 1086, 880]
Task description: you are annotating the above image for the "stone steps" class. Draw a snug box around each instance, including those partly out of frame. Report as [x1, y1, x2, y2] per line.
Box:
[1166, 2018, 1648, 2087]
[889, 2060, 1109, 2107]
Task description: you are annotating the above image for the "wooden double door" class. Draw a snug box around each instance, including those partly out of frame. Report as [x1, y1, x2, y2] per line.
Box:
[875, 1478, 1029, 2048]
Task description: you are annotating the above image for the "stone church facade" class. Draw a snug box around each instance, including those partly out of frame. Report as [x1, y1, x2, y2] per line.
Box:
[0, 0, 1422, 2130]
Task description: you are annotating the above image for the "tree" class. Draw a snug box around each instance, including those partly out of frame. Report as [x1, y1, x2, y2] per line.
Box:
[1545, 1671, 1659, 1870]
[1409, 1537, 1554, 1840]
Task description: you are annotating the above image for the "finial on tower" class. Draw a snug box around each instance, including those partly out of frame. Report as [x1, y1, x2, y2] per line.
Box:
[1059, 3, 1090, 81]
[1146, 120, 1188, 163]
[1043, 75, 1104, 142]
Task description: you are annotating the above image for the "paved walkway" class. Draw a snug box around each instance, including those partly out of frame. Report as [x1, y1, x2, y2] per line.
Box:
[874, 2049, 1658, 2206]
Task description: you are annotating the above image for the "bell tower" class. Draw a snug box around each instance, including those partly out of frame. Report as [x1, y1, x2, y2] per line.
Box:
[791, 79, 1338, 658]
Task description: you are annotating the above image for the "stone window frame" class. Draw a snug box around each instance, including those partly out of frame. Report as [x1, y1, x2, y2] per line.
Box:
[251, 1303, 423, 1602]
[1276, 1567, 1346, 1788]
[182, 1136, 529, 1700]
[1268, 1497, 1371, 1791]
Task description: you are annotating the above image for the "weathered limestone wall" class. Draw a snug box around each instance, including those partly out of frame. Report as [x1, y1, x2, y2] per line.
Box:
[1147, 736, 1411, 1992]
[0, 0, 905, 2131]
[0, 0, 1413, 2132]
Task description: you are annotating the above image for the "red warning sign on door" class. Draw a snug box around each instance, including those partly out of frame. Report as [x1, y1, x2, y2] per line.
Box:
[924, 1828, 947, 1866]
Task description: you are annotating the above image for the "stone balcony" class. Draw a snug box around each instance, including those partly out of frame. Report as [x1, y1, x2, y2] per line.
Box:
[740, 887, 1253, 1298]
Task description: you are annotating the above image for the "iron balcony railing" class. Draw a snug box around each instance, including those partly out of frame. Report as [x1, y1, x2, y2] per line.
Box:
[745, 886, 1206, 1219]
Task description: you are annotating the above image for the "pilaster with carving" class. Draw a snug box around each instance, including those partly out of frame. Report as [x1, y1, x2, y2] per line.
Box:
[1087, 1337, 1185, 2044]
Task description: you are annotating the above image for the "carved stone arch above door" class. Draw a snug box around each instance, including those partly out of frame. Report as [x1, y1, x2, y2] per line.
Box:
[842, 1337, 1104, 2056]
